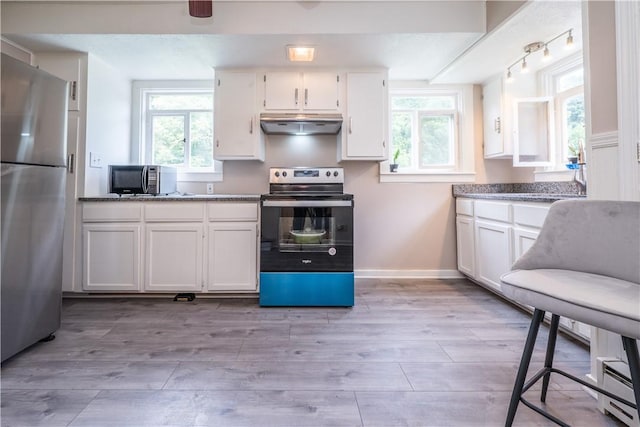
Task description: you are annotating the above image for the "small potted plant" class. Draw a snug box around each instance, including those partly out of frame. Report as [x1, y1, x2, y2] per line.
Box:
[390, 148, 400, 172]
[567, 141, 580, 164]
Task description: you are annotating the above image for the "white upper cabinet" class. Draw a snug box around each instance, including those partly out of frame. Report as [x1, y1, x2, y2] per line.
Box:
[214, 71, 265, 161]
[35, 53, 86, 111]
[263, 71, 339, 111]
[512, 97, 555, 167]
[340, 71, 388, 160]
[482, 74, 535, 159]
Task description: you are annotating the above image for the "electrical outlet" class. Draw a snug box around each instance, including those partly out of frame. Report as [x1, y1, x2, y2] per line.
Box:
[89, 152, 102, 168]
[206, 183, 214, 194]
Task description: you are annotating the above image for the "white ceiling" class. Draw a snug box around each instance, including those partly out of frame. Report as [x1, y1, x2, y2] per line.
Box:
[2, 1, 582, 84]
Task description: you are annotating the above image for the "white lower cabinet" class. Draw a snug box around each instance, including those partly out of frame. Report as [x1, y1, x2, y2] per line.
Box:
[83, 223, 142, 291]
[145, 224, 204, 291]
[207, 223, 257, 291]
[474, 220, 512, 293]
[81, 201, 259, 293]
[456, 197, 590, 340]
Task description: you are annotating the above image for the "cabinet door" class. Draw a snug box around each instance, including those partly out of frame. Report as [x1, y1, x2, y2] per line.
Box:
[145, 224, 204, 291]
[512, 227, 539, 261]
[214, 72, 263, 160]
[35, 53, 85, 111]
[456, 215, 475, 277]
[83, 224, 141, 291]
[302, 72, 339, 110]
[264, 72, 299, 110]
[343, 72, 387, 159]
[482, 77, 504, 158]
[207, 223, 257, 291]
[513, 97, 555, 167]
[474, 220, 512, 293]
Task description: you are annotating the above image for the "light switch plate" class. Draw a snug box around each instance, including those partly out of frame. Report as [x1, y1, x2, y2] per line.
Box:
[206, 183, 214, 194]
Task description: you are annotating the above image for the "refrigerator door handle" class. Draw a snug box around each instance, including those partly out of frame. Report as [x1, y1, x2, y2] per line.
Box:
[67, 154, 74, 174]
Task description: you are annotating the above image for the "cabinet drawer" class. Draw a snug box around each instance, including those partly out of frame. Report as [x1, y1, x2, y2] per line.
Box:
[456, 198, 474, 216]
[145, 203, 205, 222]
[208, 202, 258, 221]
[475, 200, 511, 223]
[513, 203, 550, 229]
[83, 202, 143, 222]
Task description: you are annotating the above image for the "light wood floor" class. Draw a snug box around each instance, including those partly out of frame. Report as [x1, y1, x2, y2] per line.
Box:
[0, 278, 626, 426]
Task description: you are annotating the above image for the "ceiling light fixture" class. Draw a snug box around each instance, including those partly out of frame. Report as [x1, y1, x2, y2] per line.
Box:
[505, 29, 574, 82]
[286, 45, 315, 62]
[189, 0, 212, 18]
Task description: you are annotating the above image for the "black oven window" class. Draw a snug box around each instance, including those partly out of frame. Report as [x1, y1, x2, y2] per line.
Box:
[280, 207, 336, 252]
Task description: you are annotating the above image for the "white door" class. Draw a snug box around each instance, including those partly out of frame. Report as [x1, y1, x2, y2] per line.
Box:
[474, 220, 512, 292]
[83, 223, 141, 291]
[456, 215, 475, 277]
[214, 72, 260, 159]
[302, 72, 339, 110]
[207, 223, 257, 291]
[264, 72, 299, 110]
[345, 72, 387, 159]
[145, 224, 204, 291]
[512, 227, 539, 261]
[482, 77, 504, 157]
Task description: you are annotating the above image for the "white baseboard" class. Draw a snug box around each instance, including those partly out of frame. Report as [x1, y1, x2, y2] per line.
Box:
[355, 269, 464, 279]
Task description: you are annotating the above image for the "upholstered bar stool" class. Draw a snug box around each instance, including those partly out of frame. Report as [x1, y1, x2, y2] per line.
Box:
[500, 200, 640, 426]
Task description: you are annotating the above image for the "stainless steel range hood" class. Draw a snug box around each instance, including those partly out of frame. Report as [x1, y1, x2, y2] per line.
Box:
[260, 113, 343, 135]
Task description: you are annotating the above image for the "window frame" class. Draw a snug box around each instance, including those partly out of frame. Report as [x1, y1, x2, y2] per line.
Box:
[380, 82, 475, 183]
[131, 80, 222, 183]
[534, 53, 584, 180]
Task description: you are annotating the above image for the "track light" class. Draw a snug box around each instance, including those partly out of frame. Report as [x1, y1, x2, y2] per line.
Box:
[504, 29, 574, 82]
[543, 44, 551, 61]
[566, 30, 574, 49]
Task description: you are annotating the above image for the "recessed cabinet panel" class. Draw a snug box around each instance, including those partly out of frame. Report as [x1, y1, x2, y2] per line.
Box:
[513, 97, 555, 167]
[214, 71, 264, 160]
[456, 216, 475, 277]
[343, 72, 387, 160]
[207, 223, 257, 291]
[513, 227, 539, 260]
[83, 224, 141, 291]
[474, 220, 512, 293]
[145, 224, 203, 291]
[302, 72, 339, 110]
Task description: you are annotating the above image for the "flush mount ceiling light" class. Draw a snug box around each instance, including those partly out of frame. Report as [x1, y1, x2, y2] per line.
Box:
[189, 0, 212, 18]
[505, 29, 574, 83]
[286, 46, 315, 62]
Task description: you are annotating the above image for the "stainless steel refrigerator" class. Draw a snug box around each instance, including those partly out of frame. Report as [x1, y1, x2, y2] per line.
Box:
[1, 53, 69, 362]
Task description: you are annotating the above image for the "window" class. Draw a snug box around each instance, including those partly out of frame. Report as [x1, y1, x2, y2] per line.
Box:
[537, 54, 585, 176]
[132, 80, 220, 182]
[382, 83, 475, 183]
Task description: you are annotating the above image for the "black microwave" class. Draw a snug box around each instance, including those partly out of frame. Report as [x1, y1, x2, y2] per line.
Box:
[108, 165, 177, 195]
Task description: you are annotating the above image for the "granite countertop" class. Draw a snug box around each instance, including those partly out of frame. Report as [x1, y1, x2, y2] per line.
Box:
[452, 182, 586, 203]
[79, 194, 261, 202]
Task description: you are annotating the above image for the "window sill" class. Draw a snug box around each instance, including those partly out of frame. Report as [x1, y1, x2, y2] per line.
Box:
[533, 168, 574, 182]
[379, 168, 476, 183]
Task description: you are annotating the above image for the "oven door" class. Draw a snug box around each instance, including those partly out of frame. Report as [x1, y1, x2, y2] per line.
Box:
[260, 198, 353, 272]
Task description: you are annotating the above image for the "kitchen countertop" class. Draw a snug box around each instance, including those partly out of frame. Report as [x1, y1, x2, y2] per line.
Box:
[79, 194, 261, 202]
[452, 182, 586, 203]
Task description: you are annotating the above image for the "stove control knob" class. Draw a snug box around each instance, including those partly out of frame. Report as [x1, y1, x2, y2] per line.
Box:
[274, 171, 280, 177]
[333, 171, 339, 177]
[326, 171, 331, 177]
[282, 171, 287, 177]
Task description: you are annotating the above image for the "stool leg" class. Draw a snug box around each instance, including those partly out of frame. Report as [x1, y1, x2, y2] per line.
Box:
[541, 314, 560, 403]
[621, 336, 640, 420]
[506, 308, 545, 427]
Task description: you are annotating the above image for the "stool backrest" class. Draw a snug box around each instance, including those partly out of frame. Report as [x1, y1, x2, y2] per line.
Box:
[512, 200, 640, 284]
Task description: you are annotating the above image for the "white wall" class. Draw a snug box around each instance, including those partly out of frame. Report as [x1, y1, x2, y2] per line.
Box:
[84, 55, 132, 196]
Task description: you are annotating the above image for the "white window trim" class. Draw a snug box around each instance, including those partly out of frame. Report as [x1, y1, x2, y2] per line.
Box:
[131, 80, 222, 182]
[380, 82, 475, 183]
[534, 53, 583, 181]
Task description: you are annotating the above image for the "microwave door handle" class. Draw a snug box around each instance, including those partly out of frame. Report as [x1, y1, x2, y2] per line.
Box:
[142, 166, 149, 193]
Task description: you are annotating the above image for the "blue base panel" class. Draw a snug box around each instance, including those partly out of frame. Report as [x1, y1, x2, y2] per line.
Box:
[259, 272, 354, 307]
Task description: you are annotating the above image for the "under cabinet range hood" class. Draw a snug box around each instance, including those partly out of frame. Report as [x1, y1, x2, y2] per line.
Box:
[259, 113, 343, 135]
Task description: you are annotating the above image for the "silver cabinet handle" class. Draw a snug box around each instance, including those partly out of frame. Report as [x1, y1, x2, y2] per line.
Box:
[494, 117, 501, 134]
[294, 88, 299, 106]
[216, 139, 220, 148]
[70, 81, 77, 101]
[304, 88, 308, 106]
[349, 117, 353, 134]
[250, 117, 253, 134]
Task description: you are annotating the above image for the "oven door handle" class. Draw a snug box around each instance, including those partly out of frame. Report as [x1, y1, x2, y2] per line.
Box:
[262, 200, 352, 208]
